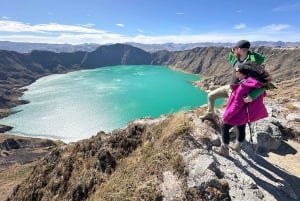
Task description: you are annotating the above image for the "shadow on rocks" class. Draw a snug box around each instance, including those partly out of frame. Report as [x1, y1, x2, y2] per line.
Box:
[253, 140, 297, 157]
[271, 140, 297, 155]
[238, 141, 300, 201]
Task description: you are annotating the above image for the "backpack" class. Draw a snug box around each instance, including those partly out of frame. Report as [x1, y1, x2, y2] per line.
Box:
[248, 51, 265, 65]
[228, 50, 265, 67]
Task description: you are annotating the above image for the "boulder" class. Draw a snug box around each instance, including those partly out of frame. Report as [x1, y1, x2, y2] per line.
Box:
[0, 124, 13, 133]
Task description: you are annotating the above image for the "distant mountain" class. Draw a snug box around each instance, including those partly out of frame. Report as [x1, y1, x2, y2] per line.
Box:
[1, 41, 299, 53]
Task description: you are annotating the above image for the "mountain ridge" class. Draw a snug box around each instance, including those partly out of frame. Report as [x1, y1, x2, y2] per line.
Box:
[1, 44, 299, 110]
[1, 40, 300, 53]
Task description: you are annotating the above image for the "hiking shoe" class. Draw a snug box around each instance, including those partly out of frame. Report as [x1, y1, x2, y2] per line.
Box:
[230, 143, 241, 153]
[199, 112, 216, 120]
[213, 146, 229, 157]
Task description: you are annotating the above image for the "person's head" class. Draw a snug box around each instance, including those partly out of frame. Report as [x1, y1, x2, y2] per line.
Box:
[231, 40, 251, 59]
[236, 61, 272, 85]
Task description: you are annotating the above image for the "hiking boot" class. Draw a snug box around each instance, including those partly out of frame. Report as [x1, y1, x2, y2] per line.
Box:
[230, 143, 241, 153]
[199, 112, 216, 120]
[213, 146, 229, 157]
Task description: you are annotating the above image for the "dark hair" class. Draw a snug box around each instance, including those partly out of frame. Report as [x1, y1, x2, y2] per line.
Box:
[238, 62, 272, 85]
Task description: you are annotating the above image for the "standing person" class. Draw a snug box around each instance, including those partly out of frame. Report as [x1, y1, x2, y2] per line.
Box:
[213, 62, 272, 156]
[200, 40, 265, 120]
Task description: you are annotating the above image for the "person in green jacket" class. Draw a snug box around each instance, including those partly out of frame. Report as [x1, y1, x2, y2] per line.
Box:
[200, 40, 266, 120]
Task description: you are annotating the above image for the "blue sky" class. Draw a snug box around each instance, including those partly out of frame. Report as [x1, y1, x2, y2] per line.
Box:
[0, 0, 299, 44]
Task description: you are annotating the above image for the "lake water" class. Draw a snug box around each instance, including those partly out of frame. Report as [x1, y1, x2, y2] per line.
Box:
[1, 65, 212, 142]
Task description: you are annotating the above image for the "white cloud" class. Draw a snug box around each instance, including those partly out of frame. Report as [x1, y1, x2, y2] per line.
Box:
[2, 16, 9, 19]
[0, 20, 299, 44]
[176, 12, 184, 15]
[262, 24, 291, 31]
[81, 23, 95, 28]
[0, 20, 105, 33]
[137, 28, 144, 33]
[234, 23, 246, 30]
[116, 23, 125, 27]
[0, 32, 128, 44]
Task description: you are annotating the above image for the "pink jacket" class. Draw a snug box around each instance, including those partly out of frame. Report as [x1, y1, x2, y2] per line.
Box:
[223, 77, 268, 125]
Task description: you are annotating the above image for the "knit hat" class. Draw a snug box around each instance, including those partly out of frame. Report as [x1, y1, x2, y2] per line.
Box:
[235, 40, 251, 49]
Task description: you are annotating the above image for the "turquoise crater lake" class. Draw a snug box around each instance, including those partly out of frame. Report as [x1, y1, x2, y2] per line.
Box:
[1, 65, 208, 142]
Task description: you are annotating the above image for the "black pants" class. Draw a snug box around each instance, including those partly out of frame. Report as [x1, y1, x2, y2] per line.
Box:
[221, 123, 246, 144]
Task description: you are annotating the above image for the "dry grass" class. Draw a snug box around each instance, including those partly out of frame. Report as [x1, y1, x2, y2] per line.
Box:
[0, 162, 36, 200]
[90, 112, 192, 201]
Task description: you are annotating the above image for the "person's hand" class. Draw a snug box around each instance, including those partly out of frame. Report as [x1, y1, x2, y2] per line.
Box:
[243, 96, 253, 103]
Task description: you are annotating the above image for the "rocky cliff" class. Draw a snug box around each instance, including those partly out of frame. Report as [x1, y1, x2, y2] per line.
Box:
[1, 44, 299, 110]
[0, 44, 300, 200]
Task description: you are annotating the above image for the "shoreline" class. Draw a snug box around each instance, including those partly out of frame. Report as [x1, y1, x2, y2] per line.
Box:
[0, 65, 204, 143]
[0, 63, 299, 144]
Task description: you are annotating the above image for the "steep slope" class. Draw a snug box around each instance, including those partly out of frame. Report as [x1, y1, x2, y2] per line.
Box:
[6, 103, 300, 201]
[154, 47, 300, 87]
[80, 43, 152, 68]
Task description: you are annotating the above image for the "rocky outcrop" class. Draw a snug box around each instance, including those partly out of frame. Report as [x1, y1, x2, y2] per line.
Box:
[6, 103, 300, 201]
[0, 124, 12, 133]
[0, 135, 63, 169]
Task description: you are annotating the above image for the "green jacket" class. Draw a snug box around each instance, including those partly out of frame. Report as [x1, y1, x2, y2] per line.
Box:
[228, 50, 266, 99]
[228, 50, 265, 67]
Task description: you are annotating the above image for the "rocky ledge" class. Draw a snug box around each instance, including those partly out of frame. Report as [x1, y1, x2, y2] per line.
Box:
[0, 134, 64, 200]
[0, 135, 63, 168]
[0, 125, 13, 133]
[3, 91, 300, 201]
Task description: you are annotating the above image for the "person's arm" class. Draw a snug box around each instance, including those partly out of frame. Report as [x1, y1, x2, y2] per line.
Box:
[248, 87, 266, 99]
[243, 87, 266, 103]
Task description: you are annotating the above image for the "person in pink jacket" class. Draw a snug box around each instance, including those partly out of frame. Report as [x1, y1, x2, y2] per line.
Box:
[214, 62, 272, 156]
